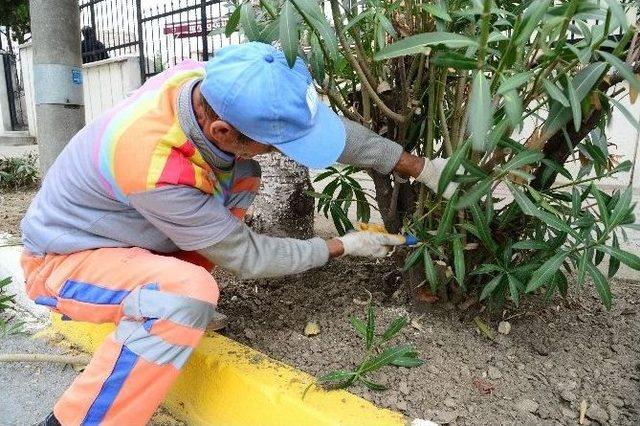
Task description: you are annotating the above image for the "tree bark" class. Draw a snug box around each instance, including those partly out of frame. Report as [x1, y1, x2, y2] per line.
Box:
[249, 153, 315, 239]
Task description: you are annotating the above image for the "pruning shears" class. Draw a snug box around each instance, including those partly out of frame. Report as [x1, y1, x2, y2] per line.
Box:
[356, 223, 420, 246]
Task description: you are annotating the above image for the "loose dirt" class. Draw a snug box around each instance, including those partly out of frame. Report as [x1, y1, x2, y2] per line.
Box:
[218, 246, 639, 425]
[0, 189, 36, 238]
[4, 188, 639, 424]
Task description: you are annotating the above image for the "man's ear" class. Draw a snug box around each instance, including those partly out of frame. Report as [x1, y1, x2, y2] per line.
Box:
[206, 120, 234, 144]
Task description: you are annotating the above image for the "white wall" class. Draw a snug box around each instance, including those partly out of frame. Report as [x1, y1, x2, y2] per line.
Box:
[18, 42, 141, 135]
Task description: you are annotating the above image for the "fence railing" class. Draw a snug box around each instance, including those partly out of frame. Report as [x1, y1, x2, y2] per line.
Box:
[79, 0, 241, 82]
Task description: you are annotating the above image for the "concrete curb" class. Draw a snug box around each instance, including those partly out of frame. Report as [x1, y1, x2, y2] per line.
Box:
[52, 315, 406, 426]
[1, 242, 407, 426]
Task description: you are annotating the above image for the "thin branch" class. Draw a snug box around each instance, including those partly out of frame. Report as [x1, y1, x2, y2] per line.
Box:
[329, 0, 406, 123]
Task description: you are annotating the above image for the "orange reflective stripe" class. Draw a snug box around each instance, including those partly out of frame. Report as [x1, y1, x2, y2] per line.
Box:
[149, 319, 204, 348]
[101, 357, 179, 426]
[54, 335, 124, 426]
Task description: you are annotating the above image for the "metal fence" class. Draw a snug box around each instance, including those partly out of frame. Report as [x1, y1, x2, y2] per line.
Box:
[0, 27, 28, 131]
[79, 0, 240, 82]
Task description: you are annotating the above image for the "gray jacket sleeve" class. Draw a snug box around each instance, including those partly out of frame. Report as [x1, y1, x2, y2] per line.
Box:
[199, 223, 330, 279]
[337, 117, 404, 174]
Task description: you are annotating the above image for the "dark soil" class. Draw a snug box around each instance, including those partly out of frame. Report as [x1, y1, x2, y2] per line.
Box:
[218, 253, 640, 425]
[0, 188, 37, 237]
[4, 188, 639, 424]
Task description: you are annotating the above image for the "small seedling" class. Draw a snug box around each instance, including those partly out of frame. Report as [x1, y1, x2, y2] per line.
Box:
[305, 303, 423, 396]
[0, 277, 24, 337]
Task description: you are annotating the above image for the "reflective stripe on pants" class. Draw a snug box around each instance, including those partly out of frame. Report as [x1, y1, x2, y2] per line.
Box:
[21, 247, 219, 426]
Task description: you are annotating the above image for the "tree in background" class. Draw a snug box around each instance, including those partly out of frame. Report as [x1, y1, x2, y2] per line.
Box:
[0, 0, 30, 45]
[228, 0, 640, 310]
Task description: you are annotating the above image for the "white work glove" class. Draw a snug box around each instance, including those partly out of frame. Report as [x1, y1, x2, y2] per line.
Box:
[337, 231, 406, 258]
[415, 158, 461, 199]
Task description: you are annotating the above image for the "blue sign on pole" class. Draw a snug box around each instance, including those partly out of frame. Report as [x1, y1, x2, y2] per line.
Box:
[72, 68, 82, 85]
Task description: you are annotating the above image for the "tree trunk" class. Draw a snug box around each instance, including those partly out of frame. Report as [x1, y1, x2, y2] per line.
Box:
[249, 153, 315, 239]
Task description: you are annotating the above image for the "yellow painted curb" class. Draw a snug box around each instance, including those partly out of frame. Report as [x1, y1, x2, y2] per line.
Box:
[51, 314, 406, 426]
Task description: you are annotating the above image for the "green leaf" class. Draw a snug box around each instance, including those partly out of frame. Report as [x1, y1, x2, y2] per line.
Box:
[374, 32, 478, 60]
[224, 6, 241, 37]
[526, 250, 568, 292]
[280, 1, 299, 68]
[457, 178, 492, 209]
[469, 203, 498, 253]
[350, 316, 367, 338]
[473, 264, 503, 275]
[607, 234, 621, 278]
[359, 377, 388, 391]
[497, 72, 531, 95]
[584, 260, 612, 309]
[503, 90, 523, 130]
[309, 33, 325, 84]
[366, 303, 375, 350]
[473, 316, 496, 340]
[422, 3, 451, 21]
[514, 0, 551, 44]
[240, 3, 262, 41]
[506, 182, 575, 236]
[290, 0, 338, 61]
[574, 62, 607, 100]
[610, 186, 633, 227]
[403, 246, 425, 271]
[543, 80, 570, 107]
[603, 0, 629, 31]
[566, 75, 582, 131]
[501, 150, 544, 174]
[596, 245, 640, 270]
[512, 240, 548, 250]
[609, 97, 640, 131]
[507, 273, 523, 307]
[436, 192, 458, 240]
[577, 250, 589, 287]
[591, 184, 610, 228]
[432, 52, 477, 70]
[438, 139, 470, 196]
[391, 356, 425, 367]
[381, 316, 408, 342]
[423, 249, 438, 292]
[318, 370, 356, 382]
[480, 274, 503, 301]
[360, 344, 415, 373]
[452, 236, 465, 287]
[469, 71, 492, 152]
[343, 9, 374, 34]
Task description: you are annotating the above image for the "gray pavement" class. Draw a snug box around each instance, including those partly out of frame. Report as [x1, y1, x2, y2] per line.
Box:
[0, 328, 78, 425]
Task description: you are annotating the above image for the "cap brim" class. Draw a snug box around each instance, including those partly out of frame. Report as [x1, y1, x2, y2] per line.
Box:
[273, 103, 346, 169]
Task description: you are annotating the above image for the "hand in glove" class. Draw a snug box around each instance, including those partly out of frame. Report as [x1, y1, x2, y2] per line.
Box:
[415, 158, 462, 199]
[337, 231, 406, 258]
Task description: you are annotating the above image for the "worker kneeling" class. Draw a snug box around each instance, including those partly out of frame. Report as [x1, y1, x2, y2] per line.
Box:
[21, 42, 456, 426]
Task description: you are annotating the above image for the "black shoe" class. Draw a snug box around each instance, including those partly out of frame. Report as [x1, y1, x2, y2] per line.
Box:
[37, 412, 61, 426]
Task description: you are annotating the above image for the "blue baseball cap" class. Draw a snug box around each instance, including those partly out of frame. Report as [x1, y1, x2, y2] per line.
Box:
[200, 42, 346, 169]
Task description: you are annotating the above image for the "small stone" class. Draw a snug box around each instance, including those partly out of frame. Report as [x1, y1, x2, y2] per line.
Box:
[444, 397, 457, 408]
[304, 321, 320, 336]
[586, 403, 609, 423]
[244, 328, 256, 340]
[609, 396, 624, 408]
[488, 366, 502, 379]
[498, 321, 511, 335]
[515, 399, 539, 414]
[607, 403, 619, 423]
[434, 410, 458, 424]
[399, 381, 410, 395]
[396, 400, 408, 411]
[561, 390, 577, 402]
[230, 295, 238, 302]
[561, 407, 577, 419]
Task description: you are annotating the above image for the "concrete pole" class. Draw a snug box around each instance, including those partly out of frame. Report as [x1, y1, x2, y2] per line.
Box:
[29, 0, 84, 174]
